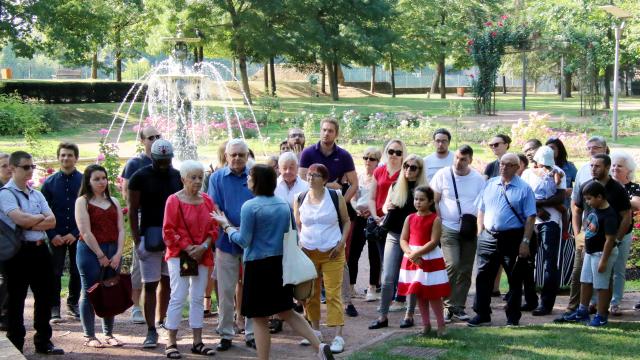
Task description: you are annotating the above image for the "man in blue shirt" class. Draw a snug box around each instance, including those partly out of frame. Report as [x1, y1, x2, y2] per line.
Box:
[207, 138, 255, 351]
[468, 153, 536, 327]
[41, 143, 82, 323]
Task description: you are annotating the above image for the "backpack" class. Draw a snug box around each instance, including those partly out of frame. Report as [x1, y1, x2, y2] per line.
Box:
[297, 189, 343, 233]
[0, 188, 25, 261]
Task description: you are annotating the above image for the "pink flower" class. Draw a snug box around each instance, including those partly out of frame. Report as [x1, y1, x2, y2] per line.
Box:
[498, 21, 503, 27]
[99, 128, 109, 136]
[27, 180, 34, 187]
[46, 167, 54, 175]
[39, 177, 46, 185]
[97, 153, 105, 162]
[132, 125, 141, 133]
[501, 15, 509, 20]
[122, 207, 129, 215]
[485, 21, 493, 26]
[467, 39, 475, 46]
[491, 31, 497, 37]
[469, 74, 475, 79]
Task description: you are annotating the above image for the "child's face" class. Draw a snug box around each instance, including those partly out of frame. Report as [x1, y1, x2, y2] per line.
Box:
[413, 191, 433, 211]
[584, 194, 604, 208]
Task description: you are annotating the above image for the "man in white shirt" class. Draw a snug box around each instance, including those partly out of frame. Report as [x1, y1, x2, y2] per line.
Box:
[274, 151, 309, 208]
[521, 146, 567, 316]
[424, 128, 454, 182]
[430, 145, 485, 322]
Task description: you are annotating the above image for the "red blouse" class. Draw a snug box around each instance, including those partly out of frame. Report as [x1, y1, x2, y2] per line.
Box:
[162, 193, 218, 266]
[84, 203, 118, 244]
[373, 165, 400, 217]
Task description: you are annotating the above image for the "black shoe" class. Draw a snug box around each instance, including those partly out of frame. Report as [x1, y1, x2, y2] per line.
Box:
[269, 319, 283, 334]
[506, 319, 520, 326]
[67, 304, 80, 319]
[35, 342, 64, 355]
[0, 316, 7, 331]
[399, 318, 414, 328]
[294, 304, 304, 313]
[467, 315, 491, 327]
[368, 319, 388, 330]
[245, 339, 256, 349]
[521, 303, 537, 312]
[345, 304, 358, 317]
[532, 306, 551, 316]
[217, 339, 232, 351]
[553, 311, 573, 323]
[50, 306, 63, 324]
[491, 290, 501, 297]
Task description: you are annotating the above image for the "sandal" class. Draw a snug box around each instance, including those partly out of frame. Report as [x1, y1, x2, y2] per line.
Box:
[104, 336, 123, 347]
[165, 344, 182, 359]
[191, 342, 215, 356]
[83, 337, 104, 348]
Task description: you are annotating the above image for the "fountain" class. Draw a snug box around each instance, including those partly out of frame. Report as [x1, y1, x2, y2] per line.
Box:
[102, 29, 263, 161]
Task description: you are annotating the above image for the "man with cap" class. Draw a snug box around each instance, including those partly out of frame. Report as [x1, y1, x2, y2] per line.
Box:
[520, 145, 566, 315]
[128, 139, 183, 348]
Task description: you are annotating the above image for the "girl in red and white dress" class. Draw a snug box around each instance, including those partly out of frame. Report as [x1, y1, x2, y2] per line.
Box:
[397, 185, 450, 336]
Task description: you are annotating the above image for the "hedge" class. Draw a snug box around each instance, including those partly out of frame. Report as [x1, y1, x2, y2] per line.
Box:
[0, 80, 147, 103]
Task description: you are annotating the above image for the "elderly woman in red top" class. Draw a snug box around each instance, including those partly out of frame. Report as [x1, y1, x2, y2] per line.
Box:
[162, 160, 218, 359]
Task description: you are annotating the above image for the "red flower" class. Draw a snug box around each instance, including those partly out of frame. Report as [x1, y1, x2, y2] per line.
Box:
[501, 15, 509, 20]
[467, 39, 475, 46]
[491, 31, 497, 37]
[469, 74, 475, 79]
[46, 167, 54, 175]
[498, 21, 503, 27]
[485, 21, 493, 26]
[122, 207, 129, 215]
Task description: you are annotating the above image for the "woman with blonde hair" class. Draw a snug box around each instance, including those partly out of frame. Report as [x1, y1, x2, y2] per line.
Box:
[369, 154, 427, 330]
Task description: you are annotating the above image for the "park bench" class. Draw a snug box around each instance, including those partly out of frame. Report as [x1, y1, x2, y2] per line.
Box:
[52, 69, 82, 79]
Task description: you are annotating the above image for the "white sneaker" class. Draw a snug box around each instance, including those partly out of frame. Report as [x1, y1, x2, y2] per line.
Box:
[389, 301, 406, 312]
[300, 329, 323, 346]
[330, 336, 344, 353]
[318, 343, 335, 360]
[365, 291, 378, 302]
[131, 306, 145, 324]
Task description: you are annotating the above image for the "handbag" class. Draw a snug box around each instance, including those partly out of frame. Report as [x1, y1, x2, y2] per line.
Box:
[365, 216, 388, 242]
[293, 279, 316, 301]
[282, 212, 317, 287]
[0, 188, 24, 261]
[450, 168, 477, 239]
[177, 201, 200, 277]
[143, 226, 165, 252]
[87, 268, 134, 318]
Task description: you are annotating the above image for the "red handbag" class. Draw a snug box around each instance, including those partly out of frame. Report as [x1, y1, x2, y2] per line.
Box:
[88, 268, 134, 318]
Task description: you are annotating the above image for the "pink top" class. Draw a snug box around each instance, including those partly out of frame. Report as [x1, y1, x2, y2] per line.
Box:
[162, 193, 218, 266]
[373, 165, 400, 216]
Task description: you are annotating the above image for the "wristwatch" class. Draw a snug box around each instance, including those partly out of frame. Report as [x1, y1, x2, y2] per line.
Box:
[202, 241, 209, 250]
[522, 237, 530, 245]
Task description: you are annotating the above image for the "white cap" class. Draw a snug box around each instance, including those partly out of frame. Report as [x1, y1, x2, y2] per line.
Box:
[533, 146, 555, 167]
[151, 139, 174, 159]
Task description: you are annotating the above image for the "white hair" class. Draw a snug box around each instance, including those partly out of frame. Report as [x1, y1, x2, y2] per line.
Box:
[179, 160, 204, 178]
[610, 151, 637, 181]
[278, 151, 298, 166]
[225, 138, 249, 154]
[587, 136, 607, 148]
[0, 152, 8, 160]
[500, 152, 520, 165]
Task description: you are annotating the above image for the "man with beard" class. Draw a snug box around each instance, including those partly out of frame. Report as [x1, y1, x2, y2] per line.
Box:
[287, 128, 306, 157]
[424, 128, 454, 182]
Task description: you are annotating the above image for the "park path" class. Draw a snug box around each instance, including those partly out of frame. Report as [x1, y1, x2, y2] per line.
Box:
[5, 244, 640, 360]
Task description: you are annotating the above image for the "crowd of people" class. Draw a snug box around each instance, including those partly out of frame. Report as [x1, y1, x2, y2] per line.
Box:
[0, 118, 639, 359]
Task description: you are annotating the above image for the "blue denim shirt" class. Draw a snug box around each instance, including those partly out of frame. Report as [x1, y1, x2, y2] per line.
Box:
[207, 166, 254, 256]
[479, 175, 537, 231]
[228, 195, 291, 262]
[41, 169, 82, 240]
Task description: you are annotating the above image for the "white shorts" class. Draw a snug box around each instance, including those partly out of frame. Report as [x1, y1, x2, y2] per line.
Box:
[138, 237, 169, 283]
[580, 247, 618, 290]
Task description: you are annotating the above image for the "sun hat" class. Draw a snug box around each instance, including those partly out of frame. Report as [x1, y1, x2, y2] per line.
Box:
[533, 145, 555, 167]
[151, 139, 174, 160]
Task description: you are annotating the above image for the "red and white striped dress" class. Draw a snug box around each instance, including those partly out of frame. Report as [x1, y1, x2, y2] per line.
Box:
[397, 212, 450, 300]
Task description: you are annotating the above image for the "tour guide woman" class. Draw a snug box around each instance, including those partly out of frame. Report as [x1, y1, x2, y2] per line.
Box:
[212, 164, 335, 360]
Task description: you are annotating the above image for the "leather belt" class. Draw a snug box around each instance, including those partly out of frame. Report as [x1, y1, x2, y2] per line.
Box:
[22, 239, 46, 247]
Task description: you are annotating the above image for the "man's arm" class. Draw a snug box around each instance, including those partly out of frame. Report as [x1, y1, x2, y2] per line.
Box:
[7, 209, 46, 229]
[616, 210, 632, 241]
[128, 190, 141, 245]
[30, 212, 56, 231]
[571, 200, 583, 236]
[343, 170, 358, 202]
[433, 191, 442, 217]
[537, 189, 566, 207]
[519, 215, 535, 258]
[121, 178, 130, 203]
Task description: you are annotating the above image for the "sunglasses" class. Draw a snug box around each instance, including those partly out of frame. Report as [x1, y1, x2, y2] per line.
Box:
[363, 156, 379, 162]
[17, 164, 37, 171]
[146, 134, 161, 141]
[403, 163, 419, 171]
[307, 173, 323, 178]
[228, 153, 247, 158]
[387, 149, 403, 157]
[499, 162, 518, 168]
[489, 142, 504, 148]
[289, 133, 304, 138]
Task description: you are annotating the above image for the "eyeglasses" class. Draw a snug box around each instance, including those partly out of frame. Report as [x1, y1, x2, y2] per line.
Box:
[307, 173, 323, 178]
[228, 153, 247, 158]
[586, 145, 603, 151]
[387, 149, 403, 157]
[17, 164, 37, 171]
[489, 142, 504, 148]
[499, 162, 518, 168]
[523, 147, 537, 153]
[403, 163, 419, 171]
[363, 156, 379, 162]
[434, 139, 449, 144]
[289, 133, 304, 138]
[146, 134, 161, 141]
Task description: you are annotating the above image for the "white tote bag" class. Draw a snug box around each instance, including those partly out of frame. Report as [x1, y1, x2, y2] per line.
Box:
[282, 213, 317, 286]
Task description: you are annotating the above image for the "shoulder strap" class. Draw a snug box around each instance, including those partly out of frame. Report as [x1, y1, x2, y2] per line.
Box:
[0, 187, 22, 210]
[297, 190, 308, 207]
[328, 189, 343, 232]
[449, 167, 462, 217]
[500, 183, 524, 224]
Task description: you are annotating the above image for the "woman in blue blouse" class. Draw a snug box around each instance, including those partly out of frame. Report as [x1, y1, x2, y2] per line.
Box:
[546, 137, 577, 206]
[211, 164, 334, 360]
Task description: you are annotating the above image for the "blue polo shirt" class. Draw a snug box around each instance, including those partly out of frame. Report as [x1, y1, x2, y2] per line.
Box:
[121, 153, 152, 180]
[207, 166, 254, 256]
[41, 169, 82, 240]
[479, 175, 536, 232]
[299, 141, 355, 183]
[0, 180, 53, 242]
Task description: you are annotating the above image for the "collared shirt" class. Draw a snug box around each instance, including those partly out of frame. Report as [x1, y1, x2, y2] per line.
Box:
[479, 175, 536, 232]
[299, 141, 356, 183]
[0, 179, 52, 242]
[207, 166, 254, 255]
[274, 175, 309, 208]
[41, 169, 82, 240]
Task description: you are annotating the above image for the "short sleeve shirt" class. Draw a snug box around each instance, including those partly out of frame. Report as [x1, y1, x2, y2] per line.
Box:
[299, 142, 356, 183]
[583, 206, 619, 254]
[484, 159, 500, 179]
[478, 176, 537, 231]
[575, 177, 632, 234]
[0, 180, 52, 241]
[128, 165, 182, 231]
[430, 167, 485, 231]
[423, 151, 454, 182]
[121, 153, 152, 180]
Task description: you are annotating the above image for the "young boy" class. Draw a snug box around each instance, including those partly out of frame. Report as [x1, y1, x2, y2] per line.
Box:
[565, 181, 619, 326]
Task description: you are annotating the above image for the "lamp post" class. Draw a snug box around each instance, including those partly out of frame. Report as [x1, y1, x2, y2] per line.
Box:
[600, 5, 632, 141]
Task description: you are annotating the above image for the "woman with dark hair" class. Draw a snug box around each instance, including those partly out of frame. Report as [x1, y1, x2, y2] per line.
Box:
[545, 137, 578, 204]
[212, 165, 334, 360]
[74, 165, 125, 348]
[484, 134, 512, 179]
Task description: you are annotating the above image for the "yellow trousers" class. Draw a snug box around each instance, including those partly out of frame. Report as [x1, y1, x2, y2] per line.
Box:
[303, 248, 345, 327]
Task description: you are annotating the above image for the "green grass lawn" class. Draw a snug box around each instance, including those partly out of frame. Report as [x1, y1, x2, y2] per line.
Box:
[349, 322, 640, 360]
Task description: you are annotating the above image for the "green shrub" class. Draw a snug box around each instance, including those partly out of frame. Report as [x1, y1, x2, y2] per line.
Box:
[0, 93, 50, 136]
[0, 80, 145, 103]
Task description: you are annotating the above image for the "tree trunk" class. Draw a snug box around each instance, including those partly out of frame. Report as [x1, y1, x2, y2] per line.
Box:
[238, 55, 252, 104]
[502, 76, 507, 94]
[625, 70, 630, 97]
[337, 65, 345, 85]
[370, 65, 376, 93]
[269, 57, 276, 95]
[430, 66, 441, 95]
[533, 79, 538, 93]
[115, 51, 122, 82]
[603, 64, 612, 109]
[326, 61, 339, 101]
[91, 53, 98, 79]
[390, 57, 396, 98]
[263, 62, 269, 92]
[198, 46, 203, 62]
[564, 72, 572, 98]
[438, 57, 446, 99]
[232, 58, 237, 77]
[321, 64, 326, 94]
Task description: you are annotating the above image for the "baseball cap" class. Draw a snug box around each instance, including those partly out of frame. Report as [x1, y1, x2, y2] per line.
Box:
[533, 145, 555, 167]
[151, 139, 174, 160]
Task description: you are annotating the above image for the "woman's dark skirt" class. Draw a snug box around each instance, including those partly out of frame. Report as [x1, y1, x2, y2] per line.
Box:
[242, 255, 295, 318]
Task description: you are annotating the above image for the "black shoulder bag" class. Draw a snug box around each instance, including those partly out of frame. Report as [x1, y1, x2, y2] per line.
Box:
[0, 188, 24, 261]
[177, 202, 200, 277]
[450, 168, 477, 239]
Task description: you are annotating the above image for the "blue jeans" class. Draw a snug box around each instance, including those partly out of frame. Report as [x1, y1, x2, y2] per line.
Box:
[379, 232, 416, 316]
[77, 240, 118, 338]
[611, 232, 633, 306]
[537, 222, 561, 310]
